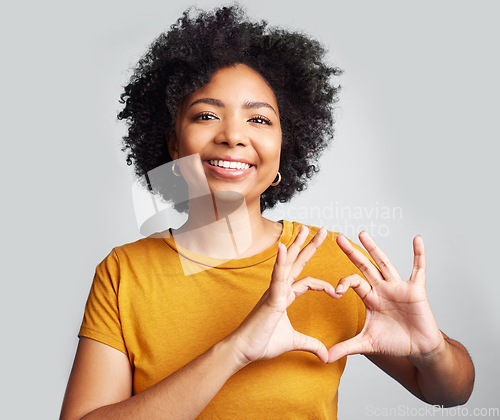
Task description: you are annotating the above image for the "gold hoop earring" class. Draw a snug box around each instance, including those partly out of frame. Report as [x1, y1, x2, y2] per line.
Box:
[271, 171, 281, 187]
[172, 162, 182, 177]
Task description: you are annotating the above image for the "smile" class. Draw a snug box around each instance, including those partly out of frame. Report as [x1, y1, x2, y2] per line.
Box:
[209, 160, 252, 170]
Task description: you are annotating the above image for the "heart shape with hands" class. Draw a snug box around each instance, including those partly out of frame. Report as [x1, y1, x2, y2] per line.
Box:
[230, 225, 335, 365]
[230, 225, 445, 368]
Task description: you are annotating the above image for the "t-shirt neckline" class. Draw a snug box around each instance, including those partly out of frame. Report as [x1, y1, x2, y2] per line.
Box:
[161, 220, 298, 269]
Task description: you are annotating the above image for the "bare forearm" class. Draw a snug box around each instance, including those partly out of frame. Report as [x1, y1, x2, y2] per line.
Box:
[368, 333, 474, 407]
[410, 333, 474, 406]
[82, 338, 245, 420]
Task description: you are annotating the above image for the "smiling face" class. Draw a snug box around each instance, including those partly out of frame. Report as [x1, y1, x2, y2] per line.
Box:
[169, 64, 282, 212]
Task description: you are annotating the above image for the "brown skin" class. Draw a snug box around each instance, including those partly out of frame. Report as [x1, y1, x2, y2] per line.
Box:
[330, 232, 474, 406]
[168, 64, 284, 257]
[60, 64, 474, 420]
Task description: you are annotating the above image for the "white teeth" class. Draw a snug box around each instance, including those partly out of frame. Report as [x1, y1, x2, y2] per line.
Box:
[209, 160, 251, 170]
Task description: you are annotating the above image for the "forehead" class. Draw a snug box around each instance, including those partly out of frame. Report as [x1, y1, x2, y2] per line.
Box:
[183, 64, 278, 109]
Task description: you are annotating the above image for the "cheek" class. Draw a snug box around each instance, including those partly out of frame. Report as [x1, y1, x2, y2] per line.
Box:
[176, 125, 207, 155]
[261, 133, 282, 166]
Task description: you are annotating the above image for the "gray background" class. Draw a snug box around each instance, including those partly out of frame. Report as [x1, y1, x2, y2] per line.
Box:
[2, 0, 499, 418]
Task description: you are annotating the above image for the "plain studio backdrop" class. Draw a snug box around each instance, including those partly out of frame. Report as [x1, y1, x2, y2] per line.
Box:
[1, 1, 499, 418]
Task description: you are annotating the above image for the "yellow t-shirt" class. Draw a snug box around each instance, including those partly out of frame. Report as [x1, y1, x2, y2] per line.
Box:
[79, 220, 366, 419]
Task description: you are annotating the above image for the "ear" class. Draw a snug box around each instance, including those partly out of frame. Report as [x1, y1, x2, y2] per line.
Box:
[167, 130, 179, 160]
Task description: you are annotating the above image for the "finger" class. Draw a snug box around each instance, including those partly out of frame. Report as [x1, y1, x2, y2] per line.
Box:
[269, 243, 288, 300]
[288, 228, 327, 282]
[409, 235, 426, 284]
[335, 274, 376, 305]
[291, 276, 340, 299]
[327, 335, 369, 363]
[358, 231, 400, 281]
[284, 225, 310, 265]
[336, 234, 383, 284]
[272, 242, 287, 280]
[292, 331, 329, 364]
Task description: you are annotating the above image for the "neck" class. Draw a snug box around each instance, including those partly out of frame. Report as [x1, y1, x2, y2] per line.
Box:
[172, 192, 282, 259]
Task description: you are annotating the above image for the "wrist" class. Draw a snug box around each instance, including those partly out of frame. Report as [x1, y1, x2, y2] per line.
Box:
[408, 334, 448, 370]
[217, 334, 253, 374]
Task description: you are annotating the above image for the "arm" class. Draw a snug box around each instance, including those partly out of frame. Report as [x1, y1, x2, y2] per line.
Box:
[61, 336, 245, 420]
[61, 227, 335, 419]
[328, 232, 474, 406]
[367, 331, 474, 406]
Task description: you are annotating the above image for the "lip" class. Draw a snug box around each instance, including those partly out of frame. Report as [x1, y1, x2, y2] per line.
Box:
[203, 157, 255, 179]
[205, 155, 255, 166]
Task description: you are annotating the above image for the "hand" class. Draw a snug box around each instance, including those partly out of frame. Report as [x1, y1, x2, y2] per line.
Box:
[229, 226, 338, 366]
[328, 232, 445, 363]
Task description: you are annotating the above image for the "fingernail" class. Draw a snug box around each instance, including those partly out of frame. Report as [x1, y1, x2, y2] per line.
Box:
[336, 284, 344, 293]
[337, 234, 347, 243]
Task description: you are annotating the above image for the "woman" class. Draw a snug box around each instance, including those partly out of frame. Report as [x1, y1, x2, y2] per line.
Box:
[61, 6, 474, 419]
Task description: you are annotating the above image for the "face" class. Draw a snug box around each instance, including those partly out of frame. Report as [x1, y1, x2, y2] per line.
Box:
[169, 64, 282, 210]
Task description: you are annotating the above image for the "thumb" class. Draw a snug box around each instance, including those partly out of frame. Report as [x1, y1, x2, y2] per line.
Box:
[327, 335, 367, 363]
[292, 331, 329, 364]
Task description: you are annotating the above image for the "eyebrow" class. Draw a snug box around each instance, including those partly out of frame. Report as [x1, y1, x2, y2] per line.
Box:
[243, 101, 277, 116]
[189, 98, 278, 116]
[189, 98, 224, 108]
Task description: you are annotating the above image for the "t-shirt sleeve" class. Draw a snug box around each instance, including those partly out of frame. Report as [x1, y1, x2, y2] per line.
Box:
[78, 248, 127, 355]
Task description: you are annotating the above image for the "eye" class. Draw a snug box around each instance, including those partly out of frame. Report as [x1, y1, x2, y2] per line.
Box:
[193, 111, 218, 121]
[249, 115, 272, 125]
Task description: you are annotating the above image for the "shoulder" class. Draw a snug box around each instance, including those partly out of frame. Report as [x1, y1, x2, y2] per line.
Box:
[91, 231, 183, 293]
[285, 220, 340, 248]
[109, 231, 172, 260]
[284, 220, 371, 269]
[95, 231, 175, 276]
[287, 220, 370, 256]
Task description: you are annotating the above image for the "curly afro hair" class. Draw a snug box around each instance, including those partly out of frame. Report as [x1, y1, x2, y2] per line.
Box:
[118, 4, 341, 212]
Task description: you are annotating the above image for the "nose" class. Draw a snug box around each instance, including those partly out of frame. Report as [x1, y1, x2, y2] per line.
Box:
[214, 117, 249, 147]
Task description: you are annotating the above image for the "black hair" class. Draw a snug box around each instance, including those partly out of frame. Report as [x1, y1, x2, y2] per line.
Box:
[118, 4, 341, 211]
